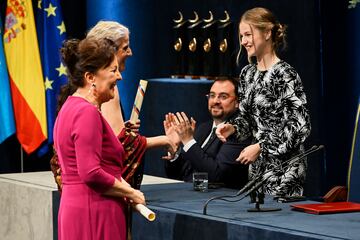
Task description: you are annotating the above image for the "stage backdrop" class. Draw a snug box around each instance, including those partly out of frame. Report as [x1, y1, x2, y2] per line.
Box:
[86, 0, 324, 196]
[1, 0, 360, 199]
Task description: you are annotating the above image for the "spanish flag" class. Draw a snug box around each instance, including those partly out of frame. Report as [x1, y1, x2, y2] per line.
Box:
[3, 0, 47, 153]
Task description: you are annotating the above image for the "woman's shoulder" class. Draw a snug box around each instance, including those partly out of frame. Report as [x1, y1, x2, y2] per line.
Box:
[241, 63, 257, 73]
[272, 60, 300, 81]
[239, 63, 257, 79]
[65, 96, 101, 116]
[274, 60, 298, 74]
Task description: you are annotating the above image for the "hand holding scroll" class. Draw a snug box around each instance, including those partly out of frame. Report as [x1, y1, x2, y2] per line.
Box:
[133, 204, 156, 222]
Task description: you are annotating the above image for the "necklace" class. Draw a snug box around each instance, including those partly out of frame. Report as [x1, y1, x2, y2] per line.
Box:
[73, 91, 101, 112]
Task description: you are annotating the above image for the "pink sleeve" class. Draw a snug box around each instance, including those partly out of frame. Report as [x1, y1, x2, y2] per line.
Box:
[72, 106, 115, 192]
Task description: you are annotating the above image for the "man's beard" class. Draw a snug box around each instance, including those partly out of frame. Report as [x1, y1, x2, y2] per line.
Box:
[209, 104, 235, 122]
[210, 106, 225, 121]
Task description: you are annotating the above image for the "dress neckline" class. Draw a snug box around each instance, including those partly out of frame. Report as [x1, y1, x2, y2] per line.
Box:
[256, 59, 282, 73]
[69, 95, 102, 112]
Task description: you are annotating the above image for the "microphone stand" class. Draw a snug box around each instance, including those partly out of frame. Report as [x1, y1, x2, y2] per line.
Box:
[246, 177, 280, 212]
[203, 145, 324, 215]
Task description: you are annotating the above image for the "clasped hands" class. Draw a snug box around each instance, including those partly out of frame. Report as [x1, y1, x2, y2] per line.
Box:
[162, 112, 196, 160]
[121, 177, 146, 205]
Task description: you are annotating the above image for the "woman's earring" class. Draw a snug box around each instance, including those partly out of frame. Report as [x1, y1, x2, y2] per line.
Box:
[88, 83, 96, 94]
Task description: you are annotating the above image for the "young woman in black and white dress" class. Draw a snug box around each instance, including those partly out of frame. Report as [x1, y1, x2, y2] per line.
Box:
[217, 7, 311, 197]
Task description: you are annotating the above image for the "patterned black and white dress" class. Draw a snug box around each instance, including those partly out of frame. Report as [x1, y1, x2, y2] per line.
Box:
[230, 60, 311, 196]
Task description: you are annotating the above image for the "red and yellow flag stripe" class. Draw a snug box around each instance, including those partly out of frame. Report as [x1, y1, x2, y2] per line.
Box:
[3, 0, 47, 153]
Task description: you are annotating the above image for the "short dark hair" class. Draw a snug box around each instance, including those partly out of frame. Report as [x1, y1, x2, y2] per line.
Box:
[212, 77, 239, 98]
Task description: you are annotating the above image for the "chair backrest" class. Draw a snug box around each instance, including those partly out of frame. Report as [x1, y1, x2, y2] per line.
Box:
[347, 100, 360, 202]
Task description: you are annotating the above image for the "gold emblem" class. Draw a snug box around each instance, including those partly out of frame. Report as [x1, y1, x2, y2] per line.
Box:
[173, 11, 183, 24]
[174, 38, 182, 51]
[220, 10, 230, 23]
[203, 11, 213, 23]
[203, 38, 211, 52]
[189, 11, 199, 23]
[219, 39, 228, 53]
[189, 38, 197, 52]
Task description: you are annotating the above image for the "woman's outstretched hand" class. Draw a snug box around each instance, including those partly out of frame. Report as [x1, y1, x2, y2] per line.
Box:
[161, 113, 180, 160]
[215, 123, 235, 142]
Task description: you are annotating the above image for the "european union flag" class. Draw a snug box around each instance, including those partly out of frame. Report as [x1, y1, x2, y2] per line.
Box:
[0, 17, 15, 143]
[36, 0, 67, 154]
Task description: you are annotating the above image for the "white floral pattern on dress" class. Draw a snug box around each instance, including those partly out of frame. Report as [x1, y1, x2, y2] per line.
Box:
[230, 60, 311, 196]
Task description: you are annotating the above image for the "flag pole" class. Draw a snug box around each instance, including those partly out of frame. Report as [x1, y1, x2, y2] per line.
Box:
[20, 147, 24, 173]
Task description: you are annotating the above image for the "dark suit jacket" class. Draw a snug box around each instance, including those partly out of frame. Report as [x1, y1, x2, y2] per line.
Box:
[165, 121, 251, 189]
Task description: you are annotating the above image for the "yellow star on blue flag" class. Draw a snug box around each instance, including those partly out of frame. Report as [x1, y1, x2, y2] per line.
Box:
[57, 21, 66, 35]
[45, 3, 57, 17]
[44, 77, 54, 90]
[36, 0, 67, 155]
[56, 62, 67, 76]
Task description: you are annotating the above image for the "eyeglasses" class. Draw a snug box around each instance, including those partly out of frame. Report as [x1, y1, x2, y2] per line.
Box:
[206, 93, 237, 101]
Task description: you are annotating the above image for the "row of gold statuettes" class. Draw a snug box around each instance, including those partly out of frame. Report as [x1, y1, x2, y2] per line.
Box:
[172, 10, 236, 78]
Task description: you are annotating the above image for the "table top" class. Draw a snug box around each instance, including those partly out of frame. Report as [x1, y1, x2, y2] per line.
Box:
[146, 78, 214, 84]
[0, 171, 181, 189]
[140, 182, 360, 240]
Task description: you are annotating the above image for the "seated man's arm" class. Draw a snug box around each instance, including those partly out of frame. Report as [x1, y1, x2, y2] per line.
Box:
[164, 155, 193, 181]
[182, 137, 251, 188]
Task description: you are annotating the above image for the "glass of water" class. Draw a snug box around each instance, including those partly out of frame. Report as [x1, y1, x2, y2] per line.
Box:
[193, 172, 208, 192]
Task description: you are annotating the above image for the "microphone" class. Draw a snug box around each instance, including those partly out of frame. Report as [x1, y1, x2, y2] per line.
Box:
[202, 145, 324, 215]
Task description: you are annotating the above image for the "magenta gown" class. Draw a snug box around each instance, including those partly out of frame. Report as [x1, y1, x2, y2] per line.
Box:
[53, 96, 127, 240]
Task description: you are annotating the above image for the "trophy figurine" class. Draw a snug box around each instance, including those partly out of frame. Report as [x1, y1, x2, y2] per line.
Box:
[201, 11, 218, 78]
[217, 11, 235, 77]
[186, 11, 203, 78]
[172, 11, 188, 78]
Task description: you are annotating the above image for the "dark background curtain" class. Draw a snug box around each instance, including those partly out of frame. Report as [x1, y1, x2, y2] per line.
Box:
[0, 0, 359, 197]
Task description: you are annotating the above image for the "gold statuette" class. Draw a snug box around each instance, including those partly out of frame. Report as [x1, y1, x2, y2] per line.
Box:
[203, 38, 211, 52]
[189, 37, 197, 52]
[219, 39, 228, 53]
[174, 38, 182, 51]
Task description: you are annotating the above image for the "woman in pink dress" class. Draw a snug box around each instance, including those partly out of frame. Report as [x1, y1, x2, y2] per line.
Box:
[53, 37, 146, 240]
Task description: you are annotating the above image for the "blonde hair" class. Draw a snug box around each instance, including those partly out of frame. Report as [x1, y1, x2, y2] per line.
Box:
[86, 21, 130, 48]
[236, 7, 287, 64]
